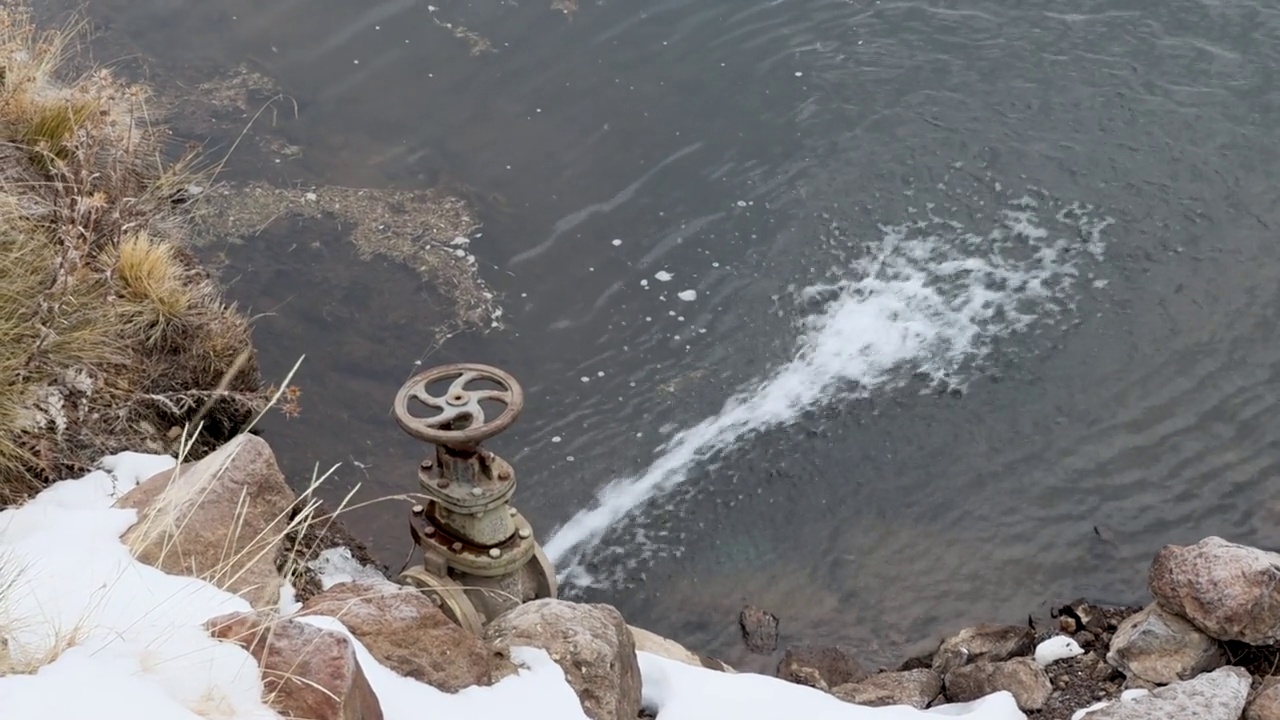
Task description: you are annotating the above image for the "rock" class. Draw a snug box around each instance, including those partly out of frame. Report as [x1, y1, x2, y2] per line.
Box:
[1058, 598, 1112, 635]
[629, 626, 734, 673]
[944, 657, 1053, 711]
[775, 645, 869, 691]
[933, 623, 1036, 674]
[832, 669, 943, 709]
[117, 434, 294, 609]
[1105, 603, 1225, 685]
[300, 580, 516, 692]
[485, 599, 640, 720]
[206, 610, 383, 720]
[1080, 666, 1250, 719]
[739, 605, 779, 655]
[1149, 536, 1280, 644]
[1247, 677, 1280, 720]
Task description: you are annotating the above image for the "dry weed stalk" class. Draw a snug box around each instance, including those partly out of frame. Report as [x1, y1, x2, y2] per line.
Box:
[0, 5, 274, 504]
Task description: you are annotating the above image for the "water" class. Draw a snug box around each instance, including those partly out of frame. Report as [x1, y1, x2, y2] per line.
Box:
[49, 0, 1280, 670]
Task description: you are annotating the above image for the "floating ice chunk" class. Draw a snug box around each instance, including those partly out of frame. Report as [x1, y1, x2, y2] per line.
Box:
[677, 290, 697, 302]
[654, 271, 674, 282]
[1034, 636, 1084, 665]
[611, 239, 623, 246]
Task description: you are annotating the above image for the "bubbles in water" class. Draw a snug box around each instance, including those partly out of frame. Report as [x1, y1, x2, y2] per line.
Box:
[545, 186, 1115, 590]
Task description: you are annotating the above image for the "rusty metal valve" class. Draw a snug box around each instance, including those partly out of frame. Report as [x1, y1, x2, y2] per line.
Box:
[393, 363, 556, 634]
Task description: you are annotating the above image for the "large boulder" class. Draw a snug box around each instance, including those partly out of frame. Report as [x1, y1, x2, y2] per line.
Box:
[944, 657, 1053, 711]
[1105, 604, 1224, 685]
[206, 610, 383, 720]
[1081, 666, 1250, 720]
[933, 623, 1036, 674]
[776, 644, 868, 691]
[1149, 536, 1280, 644]
[832, 669, 943, 709]
[485, 599, 641, 720]
[116, 434, 294, 609]
[629, 626, 734, 673]
[301, 580, 516, 692]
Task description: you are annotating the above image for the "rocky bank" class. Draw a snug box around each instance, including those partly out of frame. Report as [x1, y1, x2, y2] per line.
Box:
[104, 430, 1280, 720]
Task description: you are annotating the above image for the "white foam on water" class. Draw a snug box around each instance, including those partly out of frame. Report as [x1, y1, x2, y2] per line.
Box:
[544, 193, 1114, 587]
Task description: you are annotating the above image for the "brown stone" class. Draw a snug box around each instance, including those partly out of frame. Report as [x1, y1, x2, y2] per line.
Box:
[1248, 676, 1280, 720]
[832, 669, 942, 709]
[485, 599, 640, 720]
[775, 644, 868, 691]
[629, 625, 734, 673]
[944, 657, 1053, 711]
[932, 623, 1036, 675]
[300, 580, 516, 692]
[1106, 603, 1225, 685]
[1149, 536, 1280, 644]
[206, 610, 383, 720]
[117, 434, 294, 609]
[739, 605, 779, 655]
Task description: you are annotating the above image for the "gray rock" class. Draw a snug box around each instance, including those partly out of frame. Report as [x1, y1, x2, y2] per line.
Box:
[832, 669, 943, 710]
[485, 599, 640, 720]
[1081, 666, 1250, 720]
[933, 624, 1036, 674]
[776, 645, 868, 691]
[739, 605, 779, 655]
[1106, 603, 1225, 685]
[1149, 536, 1280, 644]
[944, 657, 1052, 711]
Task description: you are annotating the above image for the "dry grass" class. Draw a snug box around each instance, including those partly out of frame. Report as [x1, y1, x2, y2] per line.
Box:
[0, 5, 270, 505]
[0, 554, 90, 676]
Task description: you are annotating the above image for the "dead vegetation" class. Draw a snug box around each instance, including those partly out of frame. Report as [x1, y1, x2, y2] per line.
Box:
[0, 6, 269, 505]
[195, 181, 501, 342]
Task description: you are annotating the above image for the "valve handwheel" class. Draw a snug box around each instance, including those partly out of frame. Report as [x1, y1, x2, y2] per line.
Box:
[394, 363, 524, 446]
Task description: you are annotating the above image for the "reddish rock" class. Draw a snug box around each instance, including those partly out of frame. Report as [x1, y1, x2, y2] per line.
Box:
[301, 580, 515, 692]
[117, 434, 295, 609]
[206, 610, 382, 720]
[1149, 537, 1280, 644]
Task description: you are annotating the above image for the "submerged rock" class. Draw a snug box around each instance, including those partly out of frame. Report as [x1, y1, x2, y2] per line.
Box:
[776, 644, 868, 691]
[1079, 666, 1250, 720]
[206, 610, 383, 720]
[944, 657, 1053, 711]
[1149, 536, 1280, 644]
[485, 599, 641, 720]
[739, 605, 780, 655]
[933, 623, 1037, 674]
[832, 669, 942, 709]
[301, 580, 516, 692]
[1106, 604, 1224, 685]
[117, 434, 293, 609]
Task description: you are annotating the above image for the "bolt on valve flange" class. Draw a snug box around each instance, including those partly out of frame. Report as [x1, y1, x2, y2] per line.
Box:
[392, 363, 556, 633]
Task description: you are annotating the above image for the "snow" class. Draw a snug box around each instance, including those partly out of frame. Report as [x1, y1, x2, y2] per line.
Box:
[1034, 636, 1084, 665]
[0, 450, 1029, 720]
[307, 546, 392, 591]
[639, 653, 1025, 719]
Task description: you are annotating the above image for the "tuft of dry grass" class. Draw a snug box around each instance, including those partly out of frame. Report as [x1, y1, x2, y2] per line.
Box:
[0, 5, 273, 505]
